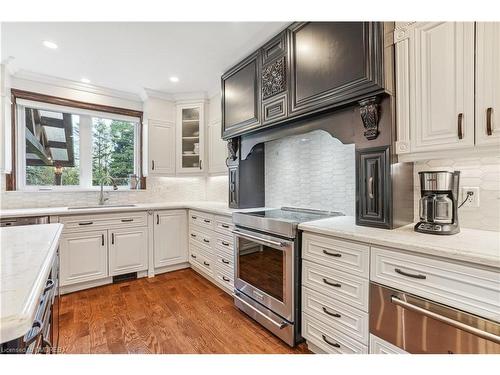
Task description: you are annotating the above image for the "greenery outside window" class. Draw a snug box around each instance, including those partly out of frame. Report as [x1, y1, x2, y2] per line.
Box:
[16, 98, 142, 191]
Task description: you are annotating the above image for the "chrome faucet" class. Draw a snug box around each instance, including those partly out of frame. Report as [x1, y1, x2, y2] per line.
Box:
[98, 175, 118, 205]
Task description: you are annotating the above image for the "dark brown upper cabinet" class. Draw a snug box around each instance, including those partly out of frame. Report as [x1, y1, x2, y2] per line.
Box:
[289, 22, 384, 117]
[221, 51, 262, 139]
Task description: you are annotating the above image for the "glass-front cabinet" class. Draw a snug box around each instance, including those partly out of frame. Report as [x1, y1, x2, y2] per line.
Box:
[176, 102, 205, 173]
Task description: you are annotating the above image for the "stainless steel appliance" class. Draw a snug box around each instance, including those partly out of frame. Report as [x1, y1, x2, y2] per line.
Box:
[415, 171, 460, 235]
[0, 216, 49, 227]
[370, 283, 500, 354]
[232, 207, 343, 346]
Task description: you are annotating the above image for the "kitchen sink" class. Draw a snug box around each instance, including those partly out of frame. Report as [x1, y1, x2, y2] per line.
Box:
[67, 204, 137, 210]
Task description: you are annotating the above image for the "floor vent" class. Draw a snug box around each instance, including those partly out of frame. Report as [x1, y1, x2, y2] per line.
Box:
[113, 272, 137, 283]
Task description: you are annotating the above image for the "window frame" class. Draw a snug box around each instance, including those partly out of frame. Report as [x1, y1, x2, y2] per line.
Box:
[6, 89, 146, 191]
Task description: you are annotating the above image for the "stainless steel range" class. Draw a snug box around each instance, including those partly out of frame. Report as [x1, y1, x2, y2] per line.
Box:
[232, 207, 343, 346]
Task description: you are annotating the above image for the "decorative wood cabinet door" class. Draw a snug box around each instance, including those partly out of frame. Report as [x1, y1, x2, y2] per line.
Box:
[153, 210, 188, 268]
[222, 51, 261, 138]
[60, 230, 108, 286]
[207, 120, 228, 174]
[289, 22, 384, 117]
[409, 22, 475, 152]
[356, 146, 391, 228]
[108, 227, 148, 276]
[148, 119, 175, 175]
[475, 22, 500, 146]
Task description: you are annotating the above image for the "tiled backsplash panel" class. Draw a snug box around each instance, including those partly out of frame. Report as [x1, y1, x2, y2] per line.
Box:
[413, 156, 500, 232]
[265, 130, 355, 215]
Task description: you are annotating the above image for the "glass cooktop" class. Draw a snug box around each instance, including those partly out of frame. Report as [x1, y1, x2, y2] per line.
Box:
[247, 207, 344, 223]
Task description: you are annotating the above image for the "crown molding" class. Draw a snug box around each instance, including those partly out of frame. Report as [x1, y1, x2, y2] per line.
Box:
[141, 88, 174, 102]
[11, 70, 143, 103]
[141, 88, 210, 103]
[207, 84, 221, 100]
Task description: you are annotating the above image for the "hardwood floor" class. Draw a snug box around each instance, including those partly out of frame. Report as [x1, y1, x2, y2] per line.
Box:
[58, 268, 310, 354]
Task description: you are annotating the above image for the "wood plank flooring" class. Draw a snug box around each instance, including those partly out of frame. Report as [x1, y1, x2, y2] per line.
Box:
[58, 268, 310, 354]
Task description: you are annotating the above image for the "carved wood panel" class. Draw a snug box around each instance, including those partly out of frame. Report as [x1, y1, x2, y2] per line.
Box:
[262, 57, 286, 100]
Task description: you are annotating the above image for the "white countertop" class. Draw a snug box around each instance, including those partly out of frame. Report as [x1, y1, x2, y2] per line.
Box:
[0, 223, 64, 343]
[298, 216, 500, 269]
[0, 201, 242, 219]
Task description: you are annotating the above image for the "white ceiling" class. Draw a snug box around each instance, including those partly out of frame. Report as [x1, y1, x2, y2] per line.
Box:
[1, 22, 288, 97]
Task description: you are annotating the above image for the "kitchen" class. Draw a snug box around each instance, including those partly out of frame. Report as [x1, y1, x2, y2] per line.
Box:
[0, 1, 499, 372]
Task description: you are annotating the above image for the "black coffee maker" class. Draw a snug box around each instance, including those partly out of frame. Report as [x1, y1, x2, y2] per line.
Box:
[415, 171, 460, 235]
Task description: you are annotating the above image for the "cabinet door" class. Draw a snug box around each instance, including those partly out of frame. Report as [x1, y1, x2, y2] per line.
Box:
[148, 119, 175, 175]
[356, 146, 390, 228]
[410, 22, 474, 151]
[109, 227, 148, 276]
[176, 103, 205, 173]
[228, 165, 239, 208]
[289, 22, 383, 116]
[222, 51, 261, 138]
[476, 22, 500, 146]
[153, 210, 188, 268]
[207, 121, 228, 174]
[60, 230, 108, 286]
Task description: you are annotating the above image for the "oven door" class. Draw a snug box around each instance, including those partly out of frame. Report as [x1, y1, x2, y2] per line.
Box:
[233, 227, 295, 321]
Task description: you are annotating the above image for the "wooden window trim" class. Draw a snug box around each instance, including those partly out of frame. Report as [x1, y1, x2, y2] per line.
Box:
[7, 89, 146, 191]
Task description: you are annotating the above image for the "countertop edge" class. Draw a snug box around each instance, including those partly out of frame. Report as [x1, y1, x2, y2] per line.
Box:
[0, 224, 63, 344]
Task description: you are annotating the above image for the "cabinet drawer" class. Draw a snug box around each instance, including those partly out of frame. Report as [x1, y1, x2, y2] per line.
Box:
[215, 249, 234, 274]
[302, 232, 369, 278]
[215, 234, 233, 253]
[214, 215, 234, 236]
[371, 246, 500, 321]
[302, 260, 369, 312]
[214, 268, 234, 293]
[189, 227, 213, 250]
[189, 242, 214, 277]
[60, 211, 147, 232]
[302, 313, 368, 354]
[189, 210, 214, 230]
[369, 334, 408, 354]
[302, 286, 369, 344]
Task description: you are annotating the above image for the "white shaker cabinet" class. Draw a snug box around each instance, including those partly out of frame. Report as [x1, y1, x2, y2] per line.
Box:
[475, 22, 500, 146]
[148, 119, 176, 175]
[60, 230, 108, 286]
[153, 210, 188, 268]
[176, 102, 205, 173]
[108, 227, 148, 276]
[207, 120, 227, 174]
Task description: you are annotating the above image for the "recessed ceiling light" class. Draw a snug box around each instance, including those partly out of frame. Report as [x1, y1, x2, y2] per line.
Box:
[169, 76, 179, 83]
[42, 40, 58, 49]
[80, 78, 91, 84]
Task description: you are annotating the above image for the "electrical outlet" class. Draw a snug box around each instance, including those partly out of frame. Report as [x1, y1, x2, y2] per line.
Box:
[460, 187, 480, 208]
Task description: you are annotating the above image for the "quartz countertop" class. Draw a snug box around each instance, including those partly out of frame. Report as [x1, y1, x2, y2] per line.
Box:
[0, 201, 245, 219]
[298, 216, 500, 269]
[0, 223, 64, 343]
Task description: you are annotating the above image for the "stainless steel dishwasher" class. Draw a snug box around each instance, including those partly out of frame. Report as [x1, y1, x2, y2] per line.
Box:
[370, 283, 500, 354]
[0, 216, 49, 227]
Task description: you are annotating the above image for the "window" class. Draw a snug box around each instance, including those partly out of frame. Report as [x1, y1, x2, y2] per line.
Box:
[13, 93, 143, 191]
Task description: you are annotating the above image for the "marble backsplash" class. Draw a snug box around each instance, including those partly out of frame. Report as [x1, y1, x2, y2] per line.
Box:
[413, 156, 500, 232]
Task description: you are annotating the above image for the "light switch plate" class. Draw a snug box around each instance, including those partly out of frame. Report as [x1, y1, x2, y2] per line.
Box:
[460, 187, 480, 208]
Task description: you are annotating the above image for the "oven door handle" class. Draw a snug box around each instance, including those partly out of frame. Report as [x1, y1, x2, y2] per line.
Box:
[232, 230, 287, 248]
[235, 293, 288, 329]
[391, 296, 500, 344]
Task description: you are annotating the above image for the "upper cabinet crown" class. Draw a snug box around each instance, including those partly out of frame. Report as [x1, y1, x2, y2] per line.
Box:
[395, 22, 500, 159]
[221, 22, 391, 140]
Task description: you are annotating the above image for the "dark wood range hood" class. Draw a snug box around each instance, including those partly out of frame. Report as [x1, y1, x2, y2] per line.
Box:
[222, 22, 413, 230]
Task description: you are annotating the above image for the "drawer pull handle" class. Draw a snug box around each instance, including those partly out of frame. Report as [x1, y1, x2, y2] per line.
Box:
[486, 107, 493, 136]
[222, 276, 230, 282]
[322, 335, 340, 348]
[323, 278, 341, 288]
[190, 233, 197, 238]
[322, 306, 341, 318]
[156, 214, 159, 225]
[121, 218, 133, 222]
[101, 234, 105, 246]
[203, 239, 210, 243]
[191, 216, 197, 219]
[78, 221, 93, 226]
[458, 113, 464, 139]
[111, 233, 115, 245]
[203, 261, 210, 266]
[204, 219, 211, 223]
[395, 268, 426, 280]
[222, 241, 230, 246]
[221, 224, 230, 229]
[191, 254, 197, 259]
[323, 249, 341, 257]
[222, 259, 230, 264]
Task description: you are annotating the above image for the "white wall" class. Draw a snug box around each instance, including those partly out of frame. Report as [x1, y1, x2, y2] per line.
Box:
[265, 130, 356, 216]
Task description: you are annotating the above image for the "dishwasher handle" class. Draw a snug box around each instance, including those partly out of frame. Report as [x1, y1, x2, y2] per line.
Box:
[391, 295, 500, 344]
